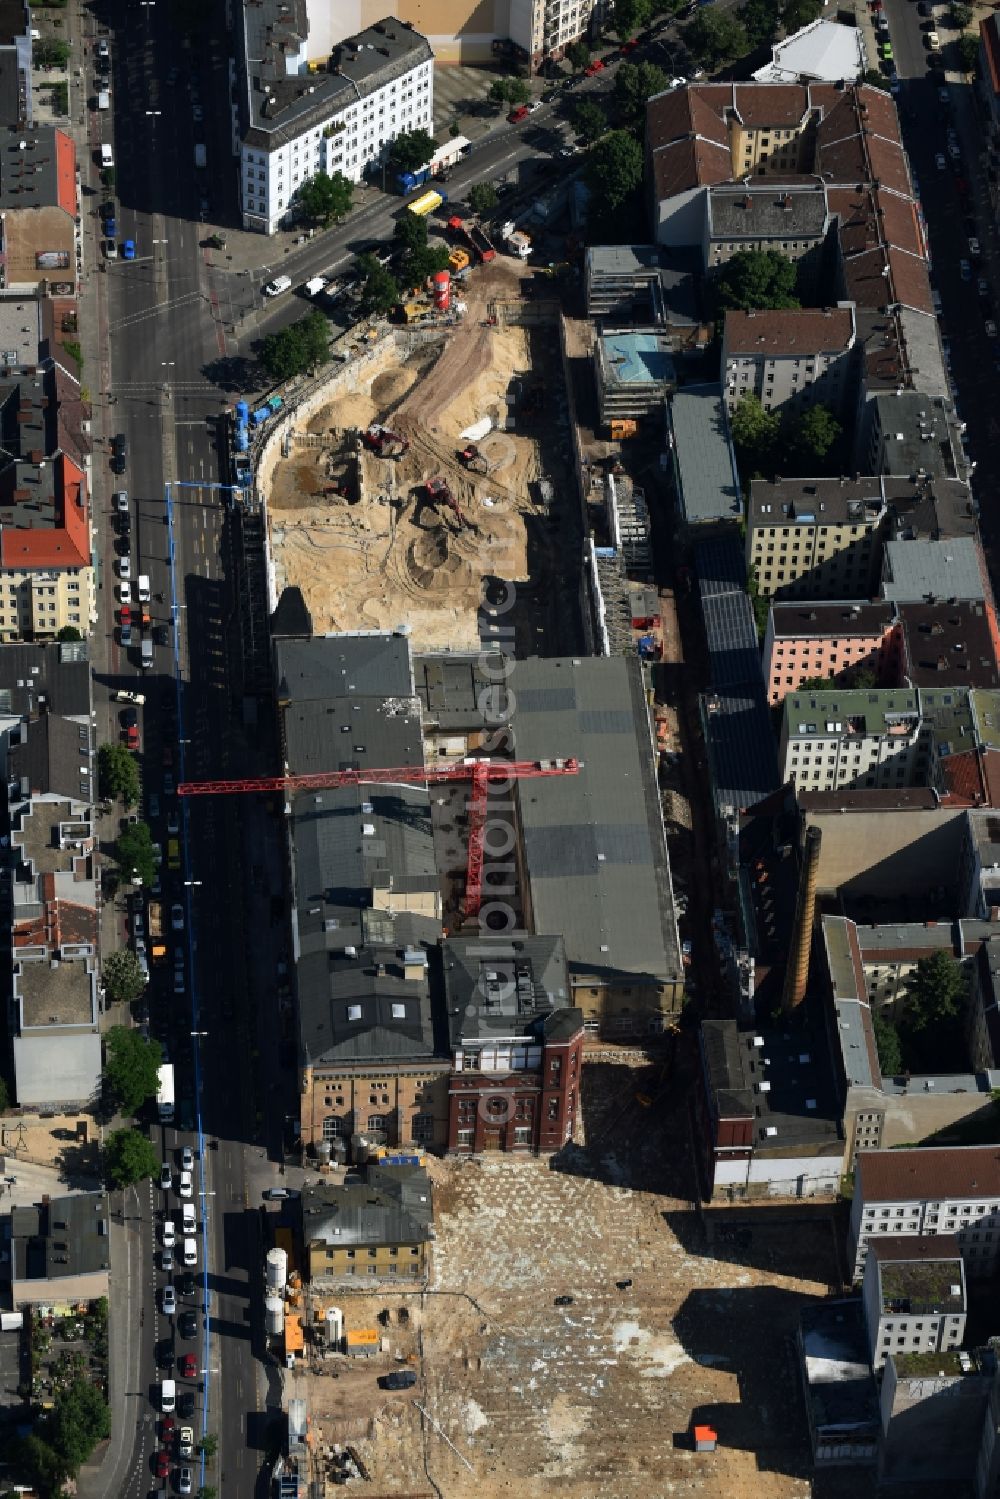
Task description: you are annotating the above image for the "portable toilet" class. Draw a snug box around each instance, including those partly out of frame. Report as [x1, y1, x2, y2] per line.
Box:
[433, 270, 450, 311]
[235, 401, 250, 426]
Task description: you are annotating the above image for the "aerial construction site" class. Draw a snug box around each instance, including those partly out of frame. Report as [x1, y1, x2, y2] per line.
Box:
[266, 259, 572, 652]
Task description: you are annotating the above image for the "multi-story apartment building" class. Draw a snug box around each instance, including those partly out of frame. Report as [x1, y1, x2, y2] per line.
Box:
[779, 688, 925, 791]
[763, 600, 897, 706]
[236, 10, 433, 234]
[746, 473, 977, 600]
[300, 1163, 433, 1283]
[721, 305, 857, 420]
[513, 0, 601, 71]
[849, 1146, 1000, 1280]
[704, 182, 830, 279]
[862, 1235, 967, 1371]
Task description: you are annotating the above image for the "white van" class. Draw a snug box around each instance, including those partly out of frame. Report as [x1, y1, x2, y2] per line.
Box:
[140, 637, 154, 669]
[304, 276, 327, 298]
[160, 1378, 176, 1413]
[262, 274, 291, 298]
[100, 143, 114, 169]
[182, 1202, 196, 1233]
[183, 1237, 197, 1268]
[137, 574, 150, 603]
[97, 90, 110, 111]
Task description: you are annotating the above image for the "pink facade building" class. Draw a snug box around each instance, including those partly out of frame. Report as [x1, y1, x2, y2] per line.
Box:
[763, 601, 899, 706]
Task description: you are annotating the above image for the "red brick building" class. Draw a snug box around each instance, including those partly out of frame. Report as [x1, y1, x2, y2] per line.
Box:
[443, 936, 584, 1154]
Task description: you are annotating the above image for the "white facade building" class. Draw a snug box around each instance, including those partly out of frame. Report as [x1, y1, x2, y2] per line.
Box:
[779, 688, 926, 792]
[237, 10, 434, 235]
[861, 1236, 967, 1371]
[849, 1146, 1000, 1281]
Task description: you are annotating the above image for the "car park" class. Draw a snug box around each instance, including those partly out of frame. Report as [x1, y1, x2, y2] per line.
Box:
[970, 237, 981, 259]
[924, 28, 940, 45]
[119, 554, 131, 580]
[179, 1353, 197, 1379]
[111, 450, 125, 474]
[182, 1237, 197, 1268]
[160, 1245, 174, 1273]
[164, 773, 175, 796]
[112, 433, 127, 458]
[173, 969, 185, 995]
[178, 1391, 195, 1419]
[161, 1284, 176, 1316]
[154, 1450, 169, 1480]
[178, 1272, 195, 1297]
[379, 1369, 417, 1389]
[179, 1426, 194, 1458]
[114, 490, 128, 513]
[167, 809, 180, 835]
[120, 621, 133, 648]
[104, 238, 118, 260]
[181, 1202, 196, 1233]
[161, 1219, 176, 1248]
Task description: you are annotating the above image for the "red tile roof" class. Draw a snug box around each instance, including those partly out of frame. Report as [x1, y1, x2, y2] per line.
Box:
[857, 1147, 1000, 1203]
[53, 130, 76, 218]
[0, 451, 89, 570]
[724, 306, 854, 355]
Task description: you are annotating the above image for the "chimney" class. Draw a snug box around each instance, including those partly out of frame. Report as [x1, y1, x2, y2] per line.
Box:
[782, 825, 822, 1014]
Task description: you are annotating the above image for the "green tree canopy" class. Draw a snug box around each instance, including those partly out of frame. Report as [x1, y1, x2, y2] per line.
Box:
[295, 170, 352, 228]
[614, 0, 654, 36]
[102, 948, 147, 1006]
[104, 1127, 158, 1188]
[787, 403, 841, 467]
[198, 1433, 218, 1459]
[394, 210, 428, 256]
[903, 951, 967, 1034]
[716, 248, 800, 312]
[56, 625, 82, 641]
[259, 312, 330, 382]
[684, 6, 747, 66]
[574, 97, 608, 144]
[388, 128, 437, 174]
[872, 1008, 903, 1077]
[730, 394, 780, 474]
[488, 78, 508, 107]
[614, 60, 669, 127]
[116, 821, 156, 888]
[48, 1377, 111, 1476]
[103, 1025, 161, 1116]
[97, 742, 139, 807]
[505, 76, 531, 107]
[585, 128, 644, 216]
[357, 254, 400, 315]
[566, 39, 592, 70]
[33, 37, 70, 67]
[739, 0, 780, 49]
[468, 182, 498, 217]
[951, 1, 973, 25]
[781, 0, 822, 31]
[10, 1434, 67, 1497]
[861, 67, 890, 91]
[958, 32, 979, 71]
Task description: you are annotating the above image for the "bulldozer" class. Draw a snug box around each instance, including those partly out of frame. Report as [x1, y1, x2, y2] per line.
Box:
[424, 476, 475, 532]
[363, 424, 409, 458]
[456, 443, 490, 475]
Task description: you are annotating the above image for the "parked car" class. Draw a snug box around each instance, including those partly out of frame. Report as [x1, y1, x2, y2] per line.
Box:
[180, 1145, 193, 1170]
[178, 1353, 197, 1379]
[122, 238, 136, 260]
[161, 1284, 176, 1316]
[171, 903, 184, 931]
[178, 1310, 198, 1339]
[159, 1163, 172, 1190]
[178, 1170, 192, 1198]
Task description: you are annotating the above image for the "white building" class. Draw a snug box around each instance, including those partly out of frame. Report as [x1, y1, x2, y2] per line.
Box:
[753, 18, 866, 86]
[779, 688, 926, 792]
[721, 305, 857, 420]
[849, 1146, 1000, 1281]
[861, 1236, 967, 1370]
[236, 10, 434, 234]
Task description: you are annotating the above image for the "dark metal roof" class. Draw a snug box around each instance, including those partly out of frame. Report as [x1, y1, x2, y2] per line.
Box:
[442, 934, 579, 1047]
[0, 639, 91, 719]
[11, 1191, 109, 1285]
[275, 632, 413, 711]
[301, 1164, 433, 1250]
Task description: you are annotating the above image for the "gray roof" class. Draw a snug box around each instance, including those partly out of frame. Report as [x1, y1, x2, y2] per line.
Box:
[275, 632, 413, 710]
[412, 653, 494, 730]
[0, 640, 91, 720]
[241, 10, 432, 149]
[301, 1163, 432, 1250]
[587, 245, 664, 278]
[701, 686, 780, 816]
[707, 182, 829, 242]
[670, 383, 742, 527]
[799, 1299, 880, 1437]
[283, 694, 424, 778]
[9, 714, 93, 801]
[881, 537, 986, 603]
[0, 127, 65, 211]
[872, 391, 962, 480]
[442, 934, 580, 1047]
[510, 656, 682, 984]
[12, 1029, 101, 1106]
[11, 1191, 110, 1286]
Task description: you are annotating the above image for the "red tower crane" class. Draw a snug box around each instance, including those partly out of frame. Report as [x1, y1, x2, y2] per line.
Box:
[178, 758, 581, 921]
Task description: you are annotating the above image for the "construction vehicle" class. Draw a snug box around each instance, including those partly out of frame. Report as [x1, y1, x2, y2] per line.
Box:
[179, 758, 581, 921]
[148, 901, 166, 963]
[399, 300, 434, 325]
[424, 476, 472, 531]
[363, 424, 409, 458]
[447, 214, 496, 265]
[448, 246, 471, 274]
[457, 443, 491, 475]
[609, 419, 638, 440]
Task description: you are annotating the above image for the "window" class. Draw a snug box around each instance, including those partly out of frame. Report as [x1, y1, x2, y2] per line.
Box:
[457, 1128, 473, 1146]
[322, 1115, 343, 1140]
[412, 1114, 434, 1142]
[367, 1114, 387, 1134]
[514, 1126, 532, 1145]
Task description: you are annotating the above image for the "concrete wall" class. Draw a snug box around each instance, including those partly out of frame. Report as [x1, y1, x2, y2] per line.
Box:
[713, 1151, 842, 1198]
[802, 805, 967, 903]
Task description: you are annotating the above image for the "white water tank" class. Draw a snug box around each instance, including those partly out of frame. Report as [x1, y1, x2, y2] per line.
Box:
[265, 1295, 284, 1337]
[266, 1247, 288, 1293]
[324, 1305, 344, 1347]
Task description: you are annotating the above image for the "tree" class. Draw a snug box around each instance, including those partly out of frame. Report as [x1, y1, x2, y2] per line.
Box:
[715, 249, 800, 312]
[103, 1025, 161, 1116]
[951, 0, 973, 24]
[614, 60, 669, 127]
[574, 98, 608, 144]
[872, 1008, 903, 1077]
[116, 821, 156, 888]
[104, 1127, 158, 1188]
[861, 67, 890, 91]
[781, 0, 822, 31]
[505, 76, 531, 107]
[97, 741, 139, 806]
[566, 40, 592, 71]
[102, 949, 147, 1006]
[730, 394, 780, 474]
[684, 7, 747, 67]
[33, 37, 70, 67]
[48, 1377, 111, 1475]
[10, 1434, 67, 1497]
[488, 78, 509, 108]
[357, 254, 400, 315]
[56, 625, 82, 641]
[746, 563, 770, 637]
[198, 1488, 218, 1499]
[198, 1433, 218, 1460]
[739, 0, 780, 49]
[787, 403, 841, 466]
[585, 129, 644, 215]
[468, 182, 498, 216]
[259, 312, 330, 382]
[613, 0, 654, 35]
[903, 951, 967, 1035]
[958, 32, 979, 72]
[388, 128, 437, 175]
[295, 170, 352, 228]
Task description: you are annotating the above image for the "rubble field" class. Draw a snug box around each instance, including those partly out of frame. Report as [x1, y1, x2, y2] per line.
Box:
[294, 1064, 844, 1499]
[267, 259, 570, 653]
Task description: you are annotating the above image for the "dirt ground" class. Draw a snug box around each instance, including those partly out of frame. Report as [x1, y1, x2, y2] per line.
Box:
[290, 1060, 846, 1499]
[268, 259, 565, 653]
